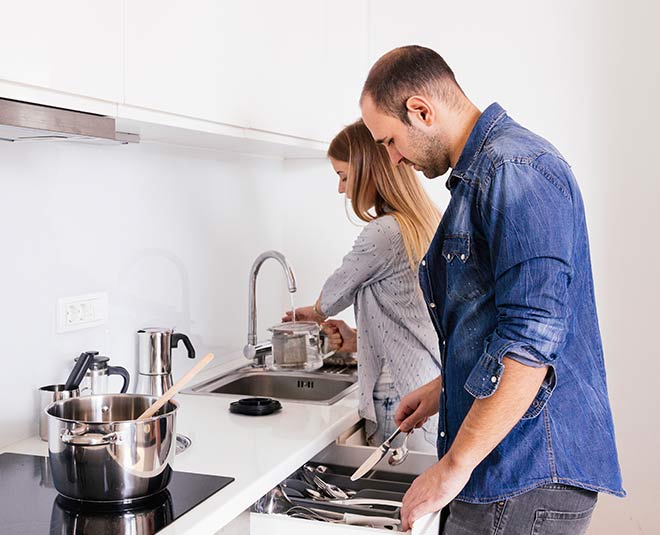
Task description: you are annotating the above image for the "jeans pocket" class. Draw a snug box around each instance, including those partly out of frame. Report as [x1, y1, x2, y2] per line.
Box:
[530, 504, 596, 535]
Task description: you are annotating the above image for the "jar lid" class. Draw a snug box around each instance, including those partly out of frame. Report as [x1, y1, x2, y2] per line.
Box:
[268, 321, 318, 335]
[229, 397, 282, 416]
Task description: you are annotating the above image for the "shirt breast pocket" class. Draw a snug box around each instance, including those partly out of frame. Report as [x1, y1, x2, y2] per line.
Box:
[442, 234, 490, 302]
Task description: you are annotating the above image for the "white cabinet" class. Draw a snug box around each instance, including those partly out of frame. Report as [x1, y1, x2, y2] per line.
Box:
[0, 1, 122, 103]
[248, 0, 368, 142]
[124, 0, 252, 127]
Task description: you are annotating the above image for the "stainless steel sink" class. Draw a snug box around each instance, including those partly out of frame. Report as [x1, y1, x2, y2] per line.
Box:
[182, 365, 358, 405]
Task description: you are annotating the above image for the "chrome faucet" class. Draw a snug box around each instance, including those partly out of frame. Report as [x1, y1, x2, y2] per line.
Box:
[243, 250, 297, 366]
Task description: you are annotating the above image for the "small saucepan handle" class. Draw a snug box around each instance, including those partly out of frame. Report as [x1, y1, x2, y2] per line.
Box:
[61, 430, 119, 446]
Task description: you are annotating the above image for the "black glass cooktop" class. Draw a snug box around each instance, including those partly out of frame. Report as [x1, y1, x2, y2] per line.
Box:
[0, 452, 234, 535]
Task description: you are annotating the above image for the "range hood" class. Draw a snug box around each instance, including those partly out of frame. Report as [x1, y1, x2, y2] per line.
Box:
[0, 98, 138, 144]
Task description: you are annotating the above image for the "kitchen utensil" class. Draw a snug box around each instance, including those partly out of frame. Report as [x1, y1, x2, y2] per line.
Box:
[314, 474, 350, 499]
[389, 431, 412, 466]
[63, 351, 95, 390]
[37, 384, 80, 441]
[46, 394, 178, 502]
[76, 352, 130, 395]
[268, 321, 331, 371]
[175, 433, 192, 455]
[256, 487, 400, 529]
[229, 397, 282, 416]
[350, 426, 403, 481]
[137, 353, 214, 420]
[135, 328, 196, 397]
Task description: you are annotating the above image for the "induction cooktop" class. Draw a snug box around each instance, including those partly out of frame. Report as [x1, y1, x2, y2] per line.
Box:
[0, 452, 234, 535]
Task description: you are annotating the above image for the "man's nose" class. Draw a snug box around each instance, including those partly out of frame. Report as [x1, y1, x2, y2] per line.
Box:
[386, 145, 403, 165]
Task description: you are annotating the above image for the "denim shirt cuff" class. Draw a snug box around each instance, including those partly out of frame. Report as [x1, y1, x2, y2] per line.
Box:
[464, 340, 557, 419]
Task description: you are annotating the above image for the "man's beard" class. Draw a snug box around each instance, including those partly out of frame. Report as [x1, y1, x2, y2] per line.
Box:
[406, 127, 451, 178]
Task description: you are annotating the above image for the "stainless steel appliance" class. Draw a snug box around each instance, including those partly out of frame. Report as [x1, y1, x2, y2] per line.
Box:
[0, 98, 138, 144]
[46, 394, 178, 503]
[135, 328, 195, 397]
[76, 352, 130, 395]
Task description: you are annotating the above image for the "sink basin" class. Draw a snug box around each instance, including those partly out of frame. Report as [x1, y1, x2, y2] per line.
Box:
[183, 366, 358, 405]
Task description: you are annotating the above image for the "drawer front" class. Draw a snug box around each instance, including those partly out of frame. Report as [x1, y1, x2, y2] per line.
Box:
[250, 511, 440, 535]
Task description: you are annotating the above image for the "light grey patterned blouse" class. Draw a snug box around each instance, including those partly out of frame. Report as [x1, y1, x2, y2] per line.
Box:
[319, 215, 441, 446]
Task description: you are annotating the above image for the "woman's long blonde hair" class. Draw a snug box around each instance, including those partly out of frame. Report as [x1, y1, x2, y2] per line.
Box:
[328, 120, 441, 268]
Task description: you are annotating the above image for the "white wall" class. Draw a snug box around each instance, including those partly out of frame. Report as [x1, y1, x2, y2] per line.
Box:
[366, 0, 659, 532]
[0, 140, 297, 447]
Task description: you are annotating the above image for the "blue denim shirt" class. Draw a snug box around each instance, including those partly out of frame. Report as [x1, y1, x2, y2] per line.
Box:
[419, 103, 625, 503]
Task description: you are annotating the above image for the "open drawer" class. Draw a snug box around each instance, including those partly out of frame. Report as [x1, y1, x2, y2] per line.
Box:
[250, 442, 440, 535]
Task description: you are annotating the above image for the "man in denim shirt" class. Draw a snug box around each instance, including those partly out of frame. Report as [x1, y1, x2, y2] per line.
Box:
[361, 46, 625, 533]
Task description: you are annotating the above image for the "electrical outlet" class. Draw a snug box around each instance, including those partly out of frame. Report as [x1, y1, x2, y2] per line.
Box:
[57, 292, 108, 333]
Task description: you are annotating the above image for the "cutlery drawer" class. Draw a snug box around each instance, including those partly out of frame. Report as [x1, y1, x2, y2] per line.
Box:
[249, 442, 440, 534]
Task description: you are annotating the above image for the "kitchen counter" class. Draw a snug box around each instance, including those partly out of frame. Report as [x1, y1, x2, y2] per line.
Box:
[1, 354, 361, 534]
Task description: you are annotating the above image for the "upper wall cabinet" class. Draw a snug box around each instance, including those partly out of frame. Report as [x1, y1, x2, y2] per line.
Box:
[248, 0, 368, 142]
[124, 1, 253, 128]
[0, 1, 122, 103]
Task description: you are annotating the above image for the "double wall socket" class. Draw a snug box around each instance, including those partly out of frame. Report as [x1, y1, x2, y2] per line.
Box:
[57, 292, 108, 333]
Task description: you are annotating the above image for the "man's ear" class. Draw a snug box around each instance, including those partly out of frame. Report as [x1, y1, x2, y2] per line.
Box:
[406, 96, 434, 126]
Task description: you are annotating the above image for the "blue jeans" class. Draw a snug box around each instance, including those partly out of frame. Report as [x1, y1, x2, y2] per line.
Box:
[441, 484, 598, 534]
[369, 382, 400, 446]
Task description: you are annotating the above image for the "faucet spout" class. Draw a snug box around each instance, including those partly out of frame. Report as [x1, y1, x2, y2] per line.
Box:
[244, 250, 297, 365]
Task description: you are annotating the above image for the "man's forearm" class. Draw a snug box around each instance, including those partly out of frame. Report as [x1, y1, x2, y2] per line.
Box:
[445, 356, 548, 471]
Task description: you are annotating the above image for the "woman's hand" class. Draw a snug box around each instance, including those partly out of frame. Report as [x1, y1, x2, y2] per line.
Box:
[322, 319, 357, 353]
[281, 305, 324, 324]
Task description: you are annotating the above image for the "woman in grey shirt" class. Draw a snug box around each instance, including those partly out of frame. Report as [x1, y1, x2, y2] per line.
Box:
[284, 120, 441, 450]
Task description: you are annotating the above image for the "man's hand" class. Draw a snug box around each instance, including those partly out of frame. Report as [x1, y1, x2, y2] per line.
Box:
[321, 319, 357, 353]
[400, 454, 472, 531]
[394, 376, 442, 432]
[282, 305, 324, 324]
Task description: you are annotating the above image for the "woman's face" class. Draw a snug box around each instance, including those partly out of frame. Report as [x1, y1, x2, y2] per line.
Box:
[330, 157, 351, 199]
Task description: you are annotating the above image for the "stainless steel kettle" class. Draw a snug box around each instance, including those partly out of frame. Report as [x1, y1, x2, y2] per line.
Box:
[135, 328, 195, 396]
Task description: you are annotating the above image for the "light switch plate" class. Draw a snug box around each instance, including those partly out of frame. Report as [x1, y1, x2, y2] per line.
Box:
[57, 292, 108, 333]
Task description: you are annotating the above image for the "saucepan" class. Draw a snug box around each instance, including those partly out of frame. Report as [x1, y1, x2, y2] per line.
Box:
[46, 394, 178, 503]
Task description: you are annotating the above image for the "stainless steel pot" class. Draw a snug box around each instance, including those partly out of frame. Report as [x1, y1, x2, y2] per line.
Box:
[46, 394, 178, 503]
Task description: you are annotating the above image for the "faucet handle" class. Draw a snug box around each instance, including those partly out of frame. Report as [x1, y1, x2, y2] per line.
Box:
[243, 341, 272, 366]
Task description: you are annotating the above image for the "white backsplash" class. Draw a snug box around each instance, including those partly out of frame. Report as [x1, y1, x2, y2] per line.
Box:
[0, 140, 325, 447]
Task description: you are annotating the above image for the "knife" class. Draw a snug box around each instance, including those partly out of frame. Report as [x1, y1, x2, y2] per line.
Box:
[350, 426, 402, 481]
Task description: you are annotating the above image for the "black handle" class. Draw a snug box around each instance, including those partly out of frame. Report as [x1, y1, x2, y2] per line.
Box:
[171, 332, 196, 359]
[64, 352, 95, 390]
[107, 366, 131, 393]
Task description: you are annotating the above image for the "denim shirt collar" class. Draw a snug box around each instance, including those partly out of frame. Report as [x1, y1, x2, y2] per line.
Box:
[446, 102, 507, 190]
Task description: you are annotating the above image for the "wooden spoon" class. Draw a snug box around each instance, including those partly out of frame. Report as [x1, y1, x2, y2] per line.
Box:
[137, 353, 215, 421]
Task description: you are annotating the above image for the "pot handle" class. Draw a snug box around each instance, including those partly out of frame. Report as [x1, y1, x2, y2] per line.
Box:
[61, 430, 119, 446]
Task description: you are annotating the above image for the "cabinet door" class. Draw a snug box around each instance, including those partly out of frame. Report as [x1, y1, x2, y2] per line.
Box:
[248, 0, 368, 142]
[0, 1, 122, 102]
[124, 0, 251, 127]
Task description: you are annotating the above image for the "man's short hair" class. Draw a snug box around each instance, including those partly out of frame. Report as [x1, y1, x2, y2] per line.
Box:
[361, 45, 462, 124]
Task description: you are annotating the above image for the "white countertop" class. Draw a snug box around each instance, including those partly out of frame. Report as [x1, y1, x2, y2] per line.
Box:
[1, 355, 361, 534]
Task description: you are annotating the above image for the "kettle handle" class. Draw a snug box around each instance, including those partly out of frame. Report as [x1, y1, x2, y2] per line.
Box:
[172, 333, 196, 359]
[107, 366, 130, 393]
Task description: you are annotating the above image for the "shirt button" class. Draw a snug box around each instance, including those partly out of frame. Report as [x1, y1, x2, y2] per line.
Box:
[459, 254, 466, 261]
[440, 431, 446, 438]
[429, 303, 436, 308]
[491, 376, 498, 383]
[421, 259, 426, 266]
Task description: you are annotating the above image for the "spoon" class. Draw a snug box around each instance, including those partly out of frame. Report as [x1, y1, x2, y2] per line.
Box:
[388, 430, 412, 466]
[137, 353, 214, 420]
